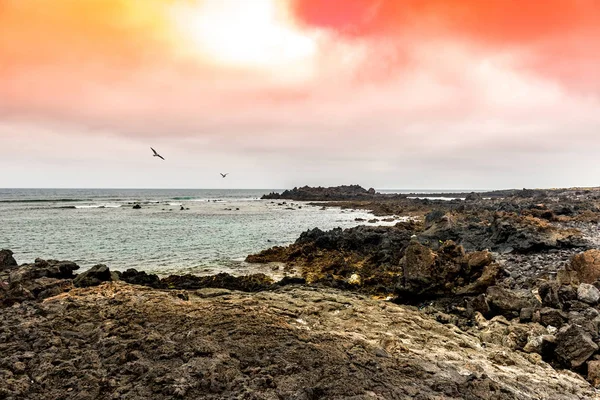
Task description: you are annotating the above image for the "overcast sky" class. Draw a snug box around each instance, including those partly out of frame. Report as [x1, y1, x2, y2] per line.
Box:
[1, 0, 599, 189]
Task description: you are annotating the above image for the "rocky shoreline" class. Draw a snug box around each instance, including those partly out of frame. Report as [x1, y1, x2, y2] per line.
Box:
[3, 184, 600, 399]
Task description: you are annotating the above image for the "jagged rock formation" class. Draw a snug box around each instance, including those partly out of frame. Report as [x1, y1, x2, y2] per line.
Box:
[262, 185, 382, 201]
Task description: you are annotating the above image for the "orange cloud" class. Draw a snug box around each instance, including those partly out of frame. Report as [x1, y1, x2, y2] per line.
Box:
[292, 0, 600, 91]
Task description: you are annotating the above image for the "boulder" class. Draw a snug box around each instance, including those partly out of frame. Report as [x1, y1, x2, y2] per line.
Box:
[538, 282, 576, 309]
[536, 307, 567, 328]
[559, 250, 600, 285]
[578, 283, 600, 305]
[120, 269, 163, 288]
[0, 249, 17, 269]
[555, 324, 599, 368]
[73, 265, 113, 288]
[485, 286, 541, 318]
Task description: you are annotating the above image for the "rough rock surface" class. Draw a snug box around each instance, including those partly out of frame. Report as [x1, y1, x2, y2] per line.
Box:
[560, 250, 600, 284]
[73, 264, 113, 288]
[0, 249, 17, 269]
[555, 325, 599, 368]
[0, 282, 596, 400]
[247, 223, 500, 297]
[162, 272, 274, 292]
[485, 286, 541, 318]
[578, 283, 600, 305]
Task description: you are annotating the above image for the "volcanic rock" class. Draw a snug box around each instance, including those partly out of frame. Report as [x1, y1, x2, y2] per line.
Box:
[578, 283, 600, 304]
[485, 286, 541, 318]
[73, 264, 113, 288]
[555, 324, 599, 368]
[559, 249, 600, 285]
[261, 185, 378, 201]
[161, 272, 273, 292]
[119, 269, 163, 289]
[0, 249, 17, 269]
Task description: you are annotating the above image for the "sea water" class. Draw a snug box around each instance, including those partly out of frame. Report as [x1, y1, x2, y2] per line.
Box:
[0, 189, 398, 276]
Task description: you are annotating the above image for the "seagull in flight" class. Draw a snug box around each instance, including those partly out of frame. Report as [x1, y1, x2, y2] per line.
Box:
[220, 173, 229, 178]
[151, 147, 165, 160]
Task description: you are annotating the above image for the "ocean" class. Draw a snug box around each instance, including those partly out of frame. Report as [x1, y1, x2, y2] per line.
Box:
[0, 188, 398, 277]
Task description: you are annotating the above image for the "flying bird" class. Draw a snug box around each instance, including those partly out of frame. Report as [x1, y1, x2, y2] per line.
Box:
[151, 147, 165, 160]
[220, 173, 229, 178]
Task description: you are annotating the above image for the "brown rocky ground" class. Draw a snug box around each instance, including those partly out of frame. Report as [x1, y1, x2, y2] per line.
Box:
[1, 282, 596, 400]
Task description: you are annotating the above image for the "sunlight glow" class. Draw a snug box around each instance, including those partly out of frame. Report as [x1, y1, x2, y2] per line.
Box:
[173, 0, 317, 71]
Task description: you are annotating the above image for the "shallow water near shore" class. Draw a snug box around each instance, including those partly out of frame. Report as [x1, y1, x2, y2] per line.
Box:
[0, 188, 398, 276]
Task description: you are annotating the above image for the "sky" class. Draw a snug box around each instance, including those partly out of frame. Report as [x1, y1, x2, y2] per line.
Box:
[1, 0, 599, 189]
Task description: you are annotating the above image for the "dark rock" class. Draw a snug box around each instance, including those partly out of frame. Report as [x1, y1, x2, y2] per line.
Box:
[485, 286, 540, 318]
[519, 307, 534, 322]
[555, 324, 598, 368]
[132, 204, 142, 209]
[276, 276, 306, 286]
[8, 259, 80, 282]
[73, 265, 113, 288]
[466, 294, 490, 317]
[537, 307, 567, 328]
[465, 192, 482, 202]
[162, 273, 273, 292]
[0, 249, 17, 269]
[261, 185, 378, 201]
[120, 269, 163, 288]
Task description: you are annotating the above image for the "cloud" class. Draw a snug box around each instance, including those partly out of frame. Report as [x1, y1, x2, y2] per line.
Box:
[1, 0, 600, 188]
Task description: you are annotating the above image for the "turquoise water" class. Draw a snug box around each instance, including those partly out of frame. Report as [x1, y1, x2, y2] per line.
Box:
[0, 189, 396, 276]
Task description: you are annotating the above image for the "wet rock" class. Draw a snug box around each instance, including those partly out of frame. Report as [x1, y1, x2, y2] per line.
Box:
[0, 249, 17, 269]
[555, 324, 599, 368]
[73, 265, 113, 288]
[578, 283, 600, 304]
[486, 286, 540, 318]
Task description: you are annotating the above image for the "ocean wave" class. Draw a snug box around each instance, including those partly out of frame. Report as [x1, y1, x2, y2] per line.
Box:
[0, 198, 92, 203]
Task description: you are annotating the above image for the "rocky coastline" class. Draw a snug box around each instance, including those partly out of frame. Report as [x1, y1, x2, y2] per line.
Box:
[3, 184, 600, 399]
